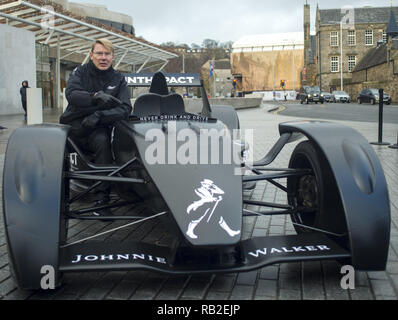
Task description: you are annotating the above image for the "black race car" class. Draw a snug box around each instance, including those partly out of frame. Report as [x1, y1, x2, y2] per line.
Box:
[2, 72, 390, 290]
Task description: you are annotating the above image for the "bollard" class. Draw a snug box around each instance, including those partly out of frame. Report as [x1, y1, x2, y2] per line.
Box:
[370, 88, 390, 146]
[389, 130, 398, 149]
[26, 88, 43, 125]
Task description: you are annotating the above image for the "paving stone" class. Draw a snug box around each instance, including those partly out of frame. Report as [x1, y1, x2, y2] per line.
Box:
[259, 266, 279, 280]
[209, 275, 236, 292]
[0, 106, 397, 300]
[236, 271, 258, 286]
[278, 289, 301, 300]
[229, 284, 254, 300]
[205, 291, 229, 300]
[255, 279, 277, 298]
[180, 277, 213, 300]
[369, 279, 397, 299]
[349, 287, 374, 300]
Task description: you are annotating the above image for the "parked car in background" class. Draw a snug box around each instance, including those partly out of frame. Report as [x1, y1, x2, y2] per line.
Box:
[321, 92, 332, 102]
[298, 86, 324, 104]
[357, 89, 392, 105]
[331, 91, 351, 103]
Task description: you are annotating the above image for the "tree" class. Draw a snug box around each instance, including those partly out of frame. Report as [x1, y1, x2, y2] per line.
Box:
[202, 38, 219, 49]
[191, 43, 201, 49]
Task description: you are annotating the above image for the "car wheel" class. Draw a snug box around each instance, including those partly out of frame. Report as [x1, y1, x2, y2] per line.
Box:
[306, 99, 309, 104]
[358, 98, 362, 104]
[371, 98, 376, 105]
[287, 141, 349, 249]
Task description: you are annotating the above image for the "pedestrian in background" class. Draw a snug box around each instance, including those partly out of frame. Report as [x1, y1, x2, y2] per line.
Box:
[20, 80, 29, 121]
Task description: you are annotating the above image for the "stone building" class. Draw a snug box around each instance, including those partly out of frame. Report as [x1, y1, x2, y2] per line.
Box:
[201, 59, 234, 97]
[230, 32, 304, 93]
[315, 5, 398, 92]
[348, 11, 398, 102]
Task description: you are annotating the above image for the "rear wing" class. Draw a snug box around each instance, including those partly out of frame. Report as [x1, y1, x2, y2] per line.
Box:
[123, 72, 212, 117]
[124, 73, 202, 87]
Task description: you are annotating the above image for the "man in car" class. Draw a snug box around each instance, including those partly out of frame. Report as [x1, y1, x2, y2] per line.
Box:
[60, 38, 132, 216]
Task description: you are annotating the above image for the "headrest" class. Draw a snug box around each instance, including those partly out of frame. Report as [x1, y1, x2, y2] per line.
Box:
[133, 93, 162, 117]
[149, 72, 169, 96]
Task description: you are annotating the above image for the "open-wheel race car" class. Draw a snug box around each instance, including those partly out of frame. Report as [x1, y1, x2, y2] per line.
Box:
[2, 72, 391, 290]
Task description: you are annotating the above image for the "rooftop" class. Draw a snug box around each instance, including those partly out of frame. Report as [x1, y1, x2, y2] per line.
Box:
[352, 43, 387, 72]
[232, 32, 304, 50]
[318, 6, 398, 25]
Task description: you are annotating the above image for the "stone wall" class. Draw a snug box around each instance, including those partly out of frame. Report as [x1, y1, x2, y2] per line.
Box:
[231, 49, 304, 92]
[346, 60, 398, 102]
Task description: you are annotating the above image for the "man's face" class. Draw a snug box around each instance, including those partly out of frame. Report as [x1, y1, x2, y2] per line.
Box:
[90, 43, 114, 71]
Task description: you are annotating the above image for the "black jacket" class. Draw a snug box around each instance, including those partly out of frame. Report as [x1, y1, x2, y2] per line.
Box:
[20, 81, 29, 102]
[60, 61, 132, 131]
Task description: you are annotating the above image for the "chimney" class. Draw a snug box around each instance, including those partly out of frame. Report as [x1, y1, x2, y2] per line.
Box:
[304, 3, 311, 65]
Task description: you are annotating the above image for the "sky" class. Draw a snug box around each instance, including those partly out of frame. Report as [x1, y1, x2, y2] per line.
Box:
[72, 0, 395, 46]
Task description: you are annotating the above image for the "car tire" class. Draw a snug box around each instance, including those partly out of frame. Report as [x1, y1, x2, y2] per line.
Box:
[371, 99, 376, 105]
[358, 98, 362, 104]
[287, 141, 349, 249]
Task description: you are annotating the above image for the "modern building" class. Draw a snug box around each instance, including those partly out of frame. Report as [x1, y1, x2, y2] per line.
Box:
[53, 0, 135, 35]
[315, 5, 398, 92]
[231, 32, 304, 93]
[0, 0, 177, 113]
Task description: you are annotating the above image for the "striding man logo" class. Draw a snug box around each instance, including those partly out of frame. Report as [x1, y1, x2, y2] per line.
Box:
[186, 179, 241, 240]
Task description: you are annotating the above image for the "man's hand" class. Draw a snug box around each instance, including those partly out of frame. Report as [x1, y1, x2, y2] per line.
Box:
[82, 112, 101, 128]
[93, 91, 116, 107]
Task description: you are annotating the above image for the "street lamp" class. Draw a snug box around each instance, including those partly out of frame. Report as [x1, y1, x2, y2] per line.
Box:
[340, 21, 343, 91]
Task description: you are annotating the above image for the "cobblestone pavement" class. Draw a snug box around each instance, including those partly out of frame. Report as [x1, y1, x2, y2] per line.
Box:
[0, 105, 397, 300]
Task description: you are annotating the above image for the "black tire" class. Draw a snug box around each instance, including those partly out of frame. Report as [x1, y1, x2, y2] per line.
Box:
[287, 141, 349, 250]
[358, 98, 362, 104]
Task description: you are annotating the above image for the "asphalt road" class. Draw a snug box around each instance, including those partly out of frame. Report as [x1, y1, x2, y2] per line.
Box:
[275, 101, 398, 124]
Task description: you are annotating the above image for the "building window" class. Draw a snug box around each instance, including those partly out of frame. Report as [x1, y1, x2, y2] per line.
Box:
[383, 30, 387, 43]
[348, 55, 356, 72]
[330, 31, 339, 47]
[365, 29, 373, 45]
[330, 56, 339, 72]
[348, 30, 356, 46]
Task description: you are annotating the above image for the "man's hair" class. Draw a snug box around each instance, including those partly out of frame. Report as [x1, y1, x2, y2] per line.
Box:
[91, 38, 114, 54]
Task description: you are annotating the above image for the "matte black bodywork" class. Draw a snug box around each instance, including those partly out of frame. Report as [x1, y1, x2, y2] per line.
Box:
[3, 124, 69, 289]
[279, 121, 390, 270]
[2, 72, 391, 290]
